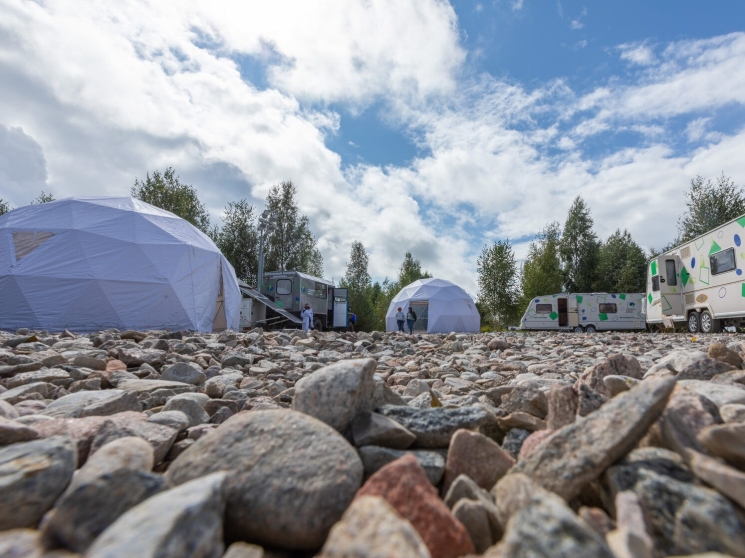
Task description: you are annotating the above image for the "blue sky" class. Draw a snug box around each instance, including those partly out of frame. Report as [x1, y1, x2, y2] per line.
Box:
[1, 0, 745, 294]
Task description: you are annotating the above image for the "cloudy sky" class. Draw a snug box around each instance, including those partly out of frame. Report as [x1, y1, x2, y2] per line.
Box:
[1, 0, 745, 295]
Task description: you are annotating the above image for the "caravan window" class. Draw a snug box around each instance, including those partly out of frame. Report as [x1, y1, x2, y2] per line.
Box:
[710, 248, 736, 275]
[665, 260, 677, 286]
[652, 276, 660, 291]
[535, 304, 552, 314]
[314, 282, 328, 299]
[276, 279, 292, 295]
[599, 303, 617, 313]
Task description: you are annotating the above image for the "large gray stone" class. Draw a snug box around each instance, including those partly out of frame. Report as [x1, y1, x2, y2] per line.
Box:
[318, 495, 429, 558]
[7, 368, 70, 389]
[89, 415, 179, 464]
[0, 436, 76, 530]
[86, 472, 227, 558]
[500, 381, 548, 418]
[377, 405, 493, 448]
[42, 390, 126, 419]
[116, 348, 166, 367]
[162, 394, 210, 427]
[0, 382, 50, 405]
[513, 377, 676, 501]
[160, 362, 206, 385]
[78, 390, 141, 418]
[358, 446, 446, 485]
[293, 358, 377, 431]
[0, 416, 39, 445]
[167, 410, 363, 550]
[221, 352, 253, 368]
[351, 411, 416, 449]
[115, 379, 194, 394]
[576, 353, 643, 397]
[147, 410, 190, 431]
[679, 380, 745, 407]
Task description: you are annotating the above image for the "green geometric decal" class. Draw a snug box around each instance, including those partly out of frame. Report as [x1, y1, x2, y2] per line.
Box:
[709, 240, 722, 255]
[648, 293, 653, 304]
[699, 265, 710, 285]
[695, 238, 705, 249]
[738, 216, 745, 228]
[598, 313, 609, 321]
[661, 296, 673, 312]
[680, 266, 690, 287]
[650, 261, 658, 275]
[576, 295, 583, 303]
[742, 283, 745, 297]
[619, 293, 626, 300]
[549, 311, 558, 320]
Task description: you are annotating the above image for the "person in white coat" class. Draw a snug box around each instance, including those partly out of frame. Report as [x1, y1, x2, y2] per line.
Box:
[301, 303, 313, 332]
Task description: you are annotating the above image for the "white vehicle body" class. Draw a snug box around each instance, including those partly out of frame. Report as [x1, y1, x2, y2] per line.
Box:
[520, 293, 646, 332]
[646, 214, 745, 333]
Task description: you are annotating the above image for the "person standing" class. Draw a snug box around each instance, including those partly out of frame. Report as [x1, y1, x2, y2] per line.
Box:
[406, 307, 417, 334]
[395, 307, 406, 332]
[348, 309, 357, 332]
[301, 303, 313, 332]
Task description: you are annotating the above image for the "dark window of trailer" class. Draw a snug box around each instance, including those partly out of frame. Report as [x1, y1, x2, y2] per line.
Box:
[665, 259, 677, 286]
[710, 248, 736, 275]
[652, 276, 660, 291]
[276, 279, 292, 295]
[535, 304, 552, 314]
[599, 303, 617, 313]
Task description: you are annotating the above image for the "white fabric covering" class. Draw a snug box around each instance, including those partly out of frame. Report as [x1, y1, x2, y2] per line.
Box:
[0, 197, 241, 332]
[385, 278, 480, 333]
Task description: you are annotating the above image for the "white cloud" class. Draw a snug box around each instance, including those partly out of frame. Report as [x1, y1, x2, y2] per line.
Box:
[619, 41, 656, 66]
[570, 7, 587, 29]
[512, 0, 525, 12]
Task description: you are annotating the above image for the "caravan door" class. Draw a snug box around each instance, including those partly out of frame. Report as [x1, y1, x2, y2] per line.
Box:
[333, 289, 348, 328]
[657, 255, 683, 317]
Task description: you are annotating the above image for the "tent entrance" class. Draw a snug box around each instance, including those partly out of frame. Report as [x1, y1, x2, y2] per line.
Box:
[213, 266, 227, 331]
[411, 301, 429, 332]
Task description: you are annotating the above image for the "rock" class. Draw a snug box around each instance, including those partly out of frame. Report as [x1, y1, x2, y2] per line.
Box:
[0, 416, 39, 445]
[205, 373, 243, 398]
[358, 446, 446, 485]
[677, 357, 736, 381]
[356, 454, 475, 558]
[603, 375, 640, 397]
[223, 542, 265, 558]
[0, 399, 19, 419]
[120, 330, 148, 342]
[0, 529, 50, 558]
[708, 341, 743, 368]
[605, 491, 654, 558]
[377, 405, 493, 448]
[78, 390, 141, 418]
[500, 382, 548, 418]
[0, 382, 50, 405]
[221, 352, 253, 368]
[501, 428, 531, 459]
[576, 353, 643, 397]
[442, 429, 514, 493]
[685, 449, 745, 510]
[517, 429, 554, 460]
[442, 474, 502, 541]
[0, 436, 76, 530]
[7, 368, 70, 389]
[492, 473, 614, 558]
[451, 499, 493, 553]
[697, 423, 745, 468]
[88, 415, 178, 464]
[578, 507, 616, 537]
[720, 403, 745, 423]
[679, 380, 745, 407]
[318, 495, 430, 558]
[292, 358, 377, 432]
[86, 472, 227, 558]
[160, 362, 206, 385]
[513, 377, 676, 501]
[546, 384, 578, 430]
[162, 394, 210, 427]
[605, 447, 745, 557]
[73, 355, 106, 370]
[115, 379, 194, 394]
[496, 411, 547, 432]
[116, 347, 165, 367]
[576, 383, 608, 416]
[147, 410, 190, 431]
[167, 410, 363, 550]
[351, 411, 417, 449]
[42, 390, 126, 419]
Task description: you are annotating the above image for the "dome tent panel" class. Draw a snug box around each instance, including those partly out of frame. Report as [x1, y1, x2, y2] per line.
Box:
[385, 278, 480, 333]
[0, 197, 241, 333]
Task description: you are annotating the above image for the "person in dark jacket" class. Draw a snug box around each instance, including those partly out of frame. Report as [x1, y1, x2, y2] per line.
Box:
[406, 307, 417, 334]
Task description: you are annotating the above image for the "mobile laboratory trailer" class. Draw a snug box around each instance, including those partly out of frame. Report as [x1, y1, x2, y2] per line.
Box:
[520, 293, 646, 332]
[238, 271, 349, 331]
[646, 214, 745, 333]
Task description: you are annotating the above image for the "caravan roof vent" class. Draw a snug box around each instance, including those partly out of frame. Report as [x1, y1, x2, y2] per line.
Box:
[680, 246, 691, 259]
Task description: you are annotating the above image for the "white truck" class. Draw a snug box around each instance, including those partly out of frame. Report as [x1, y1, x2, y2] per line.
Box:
[520, 292, 646, 333]
[646, 214, 745, 333]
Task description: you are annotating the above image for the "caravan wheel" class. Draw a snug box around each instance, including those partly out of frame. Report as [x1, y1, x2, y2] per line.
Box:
[313, 318, 323, 332]
[700, 310, 720, 334]
[573, 326, 584, 333]
[687, 312, 699, 334]
[585, 324, 596, 333]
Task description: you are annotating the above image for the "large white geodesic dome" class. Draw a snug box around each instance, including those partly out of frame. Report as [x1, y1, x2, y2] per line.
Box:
[386, 278, 480, 333]
[0, 197, 241, 332]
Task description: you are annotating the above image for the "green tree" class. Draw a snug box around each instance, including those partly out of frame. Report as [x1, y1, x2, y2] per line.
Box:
[477, 240, 520, 328]
[559, 196, 599, 292]
[340, 241, 374, 331]
[677, 173, 745, 244]
[0, 199, 9, 216]
[519, 222, 563, 312]
[370, 278, 399, 332]
[397, 251, 432, 287]
[213, 199, 259, 285]
[30, 191, 55, 204]
[131, 167, 210, 233]
[264, 181, 323, 277]
[594, 229, 648, 293]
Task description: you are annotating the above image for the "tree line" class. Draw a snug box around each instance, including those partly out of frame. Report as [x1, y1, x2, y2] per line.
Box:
[476, 172, 745, 329]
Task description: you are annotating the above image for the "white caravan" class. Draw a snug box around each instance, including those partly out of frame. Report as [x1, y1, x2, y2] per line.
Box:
[646, 214, 745, 333]
[520, 293, 646, 333]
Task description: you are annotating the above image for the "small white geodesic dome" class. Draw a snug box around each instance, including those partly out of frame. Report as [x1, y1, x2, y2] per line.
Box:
[0, 197, 241, 332]
[386, 278, 480, 333]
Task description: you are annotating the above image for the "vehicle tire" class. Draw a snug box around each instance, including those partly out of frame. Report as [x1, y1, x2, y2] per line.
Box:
[313, 318, 323, 331]
[687, 312, 700, 334]
[699, 310, 719, 333]
[585, 324, 596, 333]
[573, 326, 584, 333]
